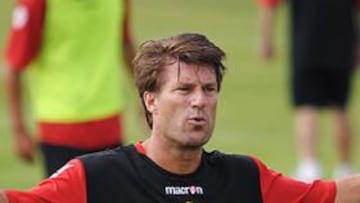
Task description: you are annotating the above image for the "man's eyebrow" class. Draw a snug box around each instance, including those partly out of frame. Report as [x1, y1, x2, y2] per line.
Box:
[175, 81, 193, 86]
[203, 82, 218, 89]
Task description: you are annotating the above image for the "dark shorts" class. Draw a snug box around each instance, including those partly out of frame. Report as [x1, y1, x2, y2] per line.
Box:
[291, 66, 353, 108]
[40, 142, 121, 177]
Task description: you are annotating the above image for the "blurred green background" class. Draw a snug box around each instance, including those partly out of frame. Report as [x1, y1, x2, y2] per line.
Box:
[1, 0, 359, 189]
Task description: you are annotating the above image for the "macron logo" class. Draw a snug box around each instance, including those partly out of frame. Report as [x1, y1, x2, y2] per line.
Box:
[165, 185, 204, 195]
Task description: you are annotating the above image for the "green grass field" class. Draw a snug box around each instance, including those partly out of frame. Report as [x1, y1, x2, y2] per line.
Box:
[1, 0, 360, 189]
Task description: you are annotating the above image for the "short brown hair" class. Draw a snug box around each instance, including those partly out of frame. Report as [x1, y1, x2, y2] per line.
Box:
[133, 33, 226, 128]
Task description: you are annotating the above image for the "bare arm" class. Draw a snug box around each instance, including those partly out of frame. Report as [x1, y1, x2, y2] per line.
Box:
[257, 5, 277, 60]
[335, 175, 360, 203]
[5, 67, 35, 163]
[0, 191, 9, 203]
[355, 11, 360, 68]
[121, 0, 150, 131]
[122, 0, 136, 76]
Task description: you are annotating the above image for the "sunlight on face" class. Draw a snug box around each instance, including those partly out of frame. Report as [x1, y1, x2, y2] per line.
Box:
[152, 62, 218, 150]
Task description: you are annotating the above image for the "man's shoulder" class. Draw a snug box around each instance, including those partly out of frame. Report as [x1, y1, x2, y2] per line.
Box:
[205, 150, 255, 162]
[203, 150, 262, 196]
[78, 145, 136, 171]
[204, 150, 259, 170]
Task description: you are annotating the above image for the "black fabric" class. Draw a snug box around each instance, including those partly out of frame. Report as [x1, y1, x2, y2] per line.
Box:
[80, 145, 263, 203]
[40, 142, 121, 177]
[290, 0, 357, 70]
[291, 65, 353, 107]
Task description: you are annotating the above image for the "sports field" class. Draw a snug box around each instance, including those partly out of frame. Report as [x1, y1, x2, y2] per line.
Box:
[0, 0, 360, 189]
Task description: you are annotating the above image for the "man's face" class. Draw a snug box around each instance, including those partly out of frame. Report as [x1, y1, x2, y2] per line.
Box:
[145, 62, 218, 150]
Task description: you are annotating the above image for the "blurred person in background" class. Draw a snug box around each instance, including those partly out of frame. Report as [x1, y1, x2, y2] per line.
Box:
[4, 0, 135, 177]
[257, 0, 359, 182]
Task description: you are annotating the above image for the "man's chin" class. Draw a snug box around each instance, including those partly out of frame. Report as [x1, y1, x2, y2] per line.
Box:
[182, 134, 211, 149]
[180, 143, 204, 151]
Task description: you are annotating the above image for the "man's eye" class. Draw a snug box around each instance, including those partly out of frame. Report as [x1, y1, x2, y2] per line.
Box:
[205, 87, 216, 92]
[177, 87, 189, 91]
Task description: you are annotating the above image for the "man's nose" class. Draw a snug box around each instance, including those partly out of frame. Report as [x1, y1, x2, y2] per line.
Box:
[190, 90, 207, 108]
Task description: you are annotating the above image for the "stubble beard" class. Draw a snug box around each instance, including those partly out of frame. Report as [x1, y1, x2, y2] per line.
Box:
[178, 124, 213, 151]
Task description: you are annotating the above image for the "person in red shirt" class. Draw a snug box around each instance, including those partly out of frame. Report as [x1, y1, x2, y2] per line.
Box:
[4, 0, 136, 177]
[1, 33, 360, 203]
[257, 0, 360, 182]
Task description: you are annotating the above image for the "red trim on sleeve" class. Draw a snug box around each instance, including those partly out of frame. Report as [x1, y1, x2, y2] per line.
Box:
[251, 156, 336, 203]
[257, 0, 282, 8]
[5, 159, 86, 203]
[5, 0, 45, 71]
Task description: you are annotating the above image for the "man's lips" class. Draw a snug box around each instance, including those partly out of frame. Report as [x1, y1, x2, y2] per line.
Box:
[187, 116, 207, 125]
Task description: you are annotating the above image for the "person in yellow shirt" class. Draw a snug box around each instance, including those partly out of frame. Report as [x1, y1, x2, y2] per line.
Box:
[4, 0, 135, 176]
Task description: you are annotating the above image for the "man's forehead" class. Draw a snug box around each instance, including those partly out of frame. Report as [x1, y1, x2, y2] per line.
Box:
[165, 62, 216, 79]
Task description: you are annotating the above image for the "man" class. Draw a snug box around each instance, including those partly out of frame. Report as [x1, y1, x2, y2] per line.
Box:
[4, 0, 135, 176]
[257, 0, 358, 181]
[1, 33, 359, 203]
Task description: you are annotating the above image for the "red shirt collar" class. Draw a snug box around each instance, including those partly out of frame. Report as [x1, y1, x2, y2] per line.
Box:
[135, 141, 146, 155]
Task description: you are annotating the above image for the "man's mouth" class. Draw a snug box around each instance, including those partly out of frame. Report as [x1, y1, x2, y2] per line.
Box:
[187, 117, 207, 125]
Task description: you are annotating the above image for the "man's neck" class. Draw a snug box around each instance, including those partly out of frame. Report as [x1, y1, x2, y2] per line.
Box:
[142, 138, 203, 175]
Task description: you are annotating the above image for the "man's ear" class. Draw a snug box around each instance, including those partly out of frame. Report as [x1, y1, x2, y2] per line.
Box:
[143, 91, 157, 114]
